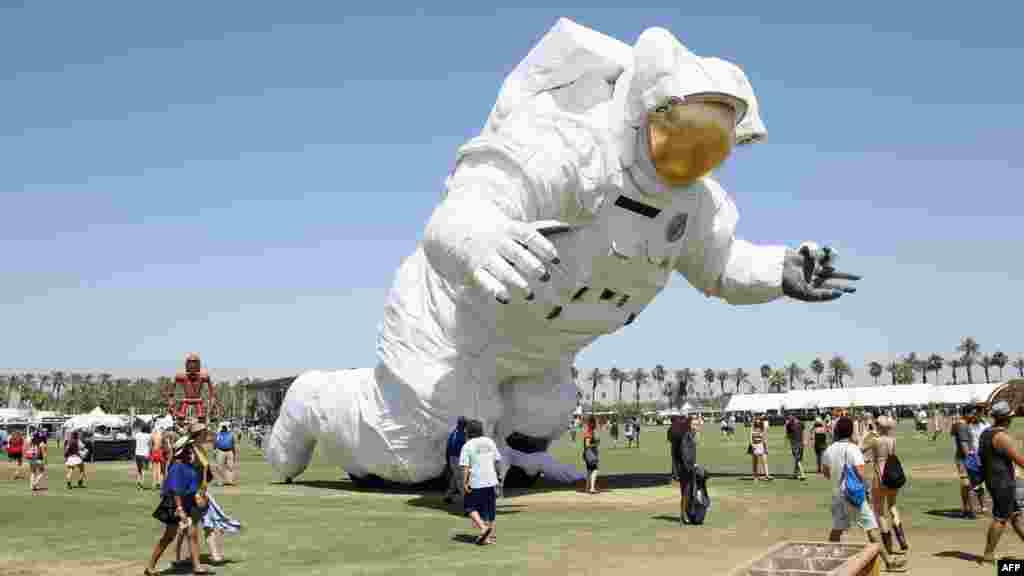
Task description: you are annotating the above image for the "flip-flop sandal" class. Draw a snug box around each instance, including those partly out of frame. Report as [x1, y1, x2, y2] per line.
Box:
[143, 569, 160, 576]
[475, 527, 493, 545]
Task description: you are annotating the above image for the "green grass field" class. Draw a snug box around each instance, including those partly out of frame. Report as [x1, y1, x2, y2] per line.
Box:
[0, 421, 1014, 575]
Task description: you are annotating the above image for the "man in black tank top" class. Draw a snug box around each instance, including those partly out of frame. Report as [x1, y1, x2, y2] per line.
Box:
[979, 401, 1024, 565]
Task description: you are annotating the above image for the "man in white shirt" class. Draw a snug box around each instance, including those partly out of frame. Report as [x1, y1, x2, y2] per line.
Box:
[459, 419, 503, 545]
[823, 416, 906, 572]
[133, 425, 152, 490]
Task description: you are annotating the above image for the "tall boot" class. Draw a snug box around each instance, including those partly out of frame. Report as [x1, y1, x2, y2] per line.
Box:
[880, 531, 895, 556]
[893, 524, 909, 553]
[206, 530, 224, 562]
[867, 529, 906, 572]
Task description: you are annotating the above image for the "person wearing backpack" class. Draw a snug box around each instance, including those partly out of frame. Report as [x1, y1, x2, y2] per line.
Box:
[862, 416, 908, 556]
[823, 417, 906, 572]
[213, 423, 238, 486]
[978, 401, 1024, 565]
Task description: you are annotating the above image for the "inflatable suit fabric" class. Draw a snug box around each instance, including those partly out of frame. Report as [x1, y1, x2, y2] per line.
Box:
[267, 19, 786, 486]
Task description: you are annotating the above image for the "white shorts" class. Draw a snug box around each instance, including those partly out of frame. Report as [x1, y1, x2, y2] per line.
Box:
[65, 456, 83, 467]
[831, 493, 878, 531]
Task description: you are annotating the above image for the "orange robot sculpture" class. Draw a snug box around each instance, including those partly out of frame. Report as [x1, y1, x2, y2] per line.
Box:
[165, 353, 220, 423]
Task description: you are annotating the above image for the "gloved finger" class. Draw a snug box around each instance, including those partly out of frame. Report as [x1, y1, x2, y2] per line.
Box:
[822, 269, 862, 282]
[817, 281, 857, 294]
[472, 267, 510, 304]
[497, 237, 549, 283]
[509, 223, 560, 264]
[801, 287, 845, 302]
[483, 254, 531, 297]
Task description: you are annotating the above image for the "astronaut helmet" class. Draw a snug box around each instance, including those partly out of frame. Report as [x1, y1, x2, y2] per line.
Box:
[698, 56, 767, 146]
[612, 27, 751, 189]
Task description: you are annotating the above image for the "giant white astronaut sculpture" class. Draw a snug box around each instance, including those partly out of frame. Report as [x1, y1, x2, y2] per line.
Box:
[266, 19, 860, 487]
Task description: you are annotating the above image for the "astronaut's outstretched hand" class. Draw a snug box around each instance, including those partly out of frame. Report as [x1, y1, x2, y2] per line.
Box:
[782, 243, 861, 302]
[458, 215, 563, 304]
[505, 448, 585, 484]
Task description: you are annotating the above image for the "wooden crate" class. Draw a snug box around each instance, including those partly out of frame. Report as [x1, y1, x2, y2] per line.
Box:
[726, 541, 880, 576]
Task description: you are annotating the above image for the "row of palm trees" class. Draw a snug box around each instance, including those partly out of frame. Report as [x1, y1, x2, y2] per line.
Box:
[0, 372, 256, 420]
[575, 337, 1024, 412]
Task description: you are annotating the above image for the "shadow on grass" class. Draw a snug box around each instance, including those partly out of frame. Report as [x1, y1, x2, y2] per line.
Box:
[406, 496, 527, 516]
[934, 550, 986, 563]
[925, 509, 975, 519]
[651, 514, 685, 524]
[289, 472, 677, 497]
[451, 534, 491, 545]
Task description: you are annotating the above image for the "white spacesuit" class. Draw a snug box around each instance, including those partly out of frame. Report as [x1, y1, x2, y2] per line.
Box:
[266, 19, 857, 486]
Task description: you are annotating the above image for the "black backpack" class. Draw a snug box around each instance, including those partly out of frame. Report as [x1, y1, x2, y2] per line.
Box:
[687, 466, 711, 525]
[881, 453, 906, 490]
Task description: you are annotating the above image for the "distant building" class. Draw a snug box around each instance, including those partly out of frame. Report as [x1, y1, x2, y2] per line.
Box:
[243, 376, 297, 424]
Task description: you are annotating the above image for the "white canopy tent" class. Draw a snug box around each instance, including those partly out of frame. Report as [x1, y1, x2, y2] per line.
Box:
[726, 382, 1004, 413]
[63, 406, 128, 431]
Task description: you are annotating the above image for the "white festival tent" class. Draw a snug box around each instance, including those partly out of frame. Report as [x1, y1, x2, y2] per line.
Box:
[724, 382, 1003, 413]
[62, 406, 128, 430]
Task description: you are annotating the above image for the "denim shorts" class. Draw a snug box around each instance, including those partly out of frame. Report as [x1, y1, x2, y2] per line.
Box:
[831, 493, 878, 531]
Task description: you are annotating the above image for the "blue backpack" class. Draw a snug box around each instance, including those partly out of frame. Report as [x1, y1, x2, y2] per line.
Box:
[840, 446, 866, 507]
[215, 431, 234, 451]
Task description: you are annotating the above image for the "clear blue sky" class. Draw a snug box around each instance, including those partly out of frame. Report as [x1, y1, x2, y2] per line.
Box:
[2, 2, 1022, 377]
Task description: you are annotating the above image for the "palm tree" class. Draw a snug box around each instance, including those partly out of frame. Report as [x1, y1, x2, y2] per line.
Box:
[51, 371, 66, 405]
[652, 364, 666, 406]
[733, 368, 750, 395]
[886, 361, 899, 386]
[570, 365, 579, 384]
[98, 373, 113, 411]
[904, 353, 921, 384]
[992, 351, 1008, 381]
[704, 369, 716, 398]
[674, 368, 694, 408]
[810, 358, 825, 388]
[927, 354, 944, 385]
[21, 373, 37, 394]
[957, 337, 980, 384]
[1014, 357, 1024, 378]
[979, 355, 994, 384]
[768, 369, 786, 393]
[961, 354, 976, 385]
[828, 356, 849, 389]
[760, 364, 771, 393]
[715, 370, 729, 396]
[587, 368, 604, 413]
[0, 375, 10, 407]
[786, 363, 804, 391]
[631, 367, 649, 410]
[947, 358, 961, 385]
[802, 376, 816, 390]
[608, 367, 622, 408]
[868, 362, 883, 385]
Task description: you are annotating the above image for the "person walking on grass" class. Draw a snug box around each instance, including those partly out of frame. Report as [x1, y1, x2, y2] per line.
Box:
[459, 419, 502, 545]
[26, 430, 48, 493]
[823, 417, 907, 572]
[813, 418, 829, 474]
[583, 416, 600, 494]
[7, 430, 25, 480]
[135, 425, 152, 490]
[444, 417, 468, 504]
[786, 414, 808, 481]
[951, 406, 978, 518]
[610, 417, 619, 449]
[749, 416, 771, 481]
[624, 417, 635, 448]
[671, 415, 697, 524]
[978, 401, 1024, 565]
[150, 426, 166, 490]
[213, 422, 238, 486]
[146, 427, 213, 576]
[64, 431, 87, 489]
[861, 416, 909, 556]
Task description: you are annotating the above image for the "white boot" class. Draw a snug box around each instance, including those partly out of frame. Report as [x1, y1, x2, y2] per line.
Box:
[206, 529, 224, 562]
